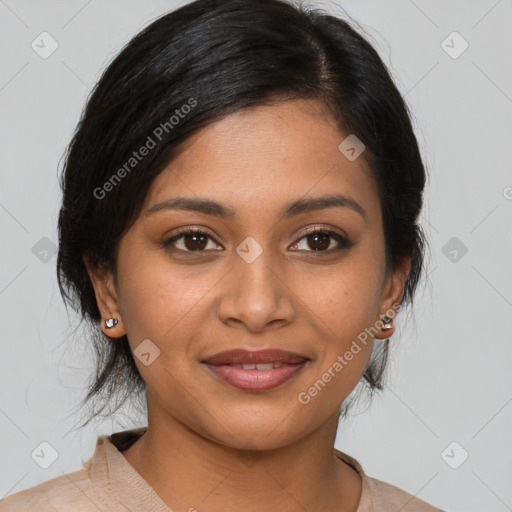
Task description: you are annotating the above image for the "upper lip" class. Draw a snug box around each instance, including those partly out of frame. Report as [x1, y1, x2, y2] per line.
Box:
[202, 349, 308, 365]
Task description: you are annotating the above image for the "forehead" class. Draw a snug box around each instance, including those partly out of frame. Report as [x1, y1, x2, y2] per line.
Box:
[143, 99, 380, 222]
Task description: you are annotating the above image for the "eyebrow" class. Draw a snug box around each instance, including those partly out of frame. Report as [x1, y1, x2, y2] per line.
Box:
[145, 193, 367, 220]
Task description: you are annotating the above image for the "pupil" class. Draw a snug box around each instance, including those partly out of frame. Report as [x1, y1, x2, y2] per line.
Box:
[308, 233, 329, 251]
[185, 233, 207, 250]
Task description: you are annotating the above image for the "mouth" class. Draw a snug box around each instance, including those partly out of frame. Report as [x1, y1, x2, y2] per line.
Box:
[201, 349, 310, 391]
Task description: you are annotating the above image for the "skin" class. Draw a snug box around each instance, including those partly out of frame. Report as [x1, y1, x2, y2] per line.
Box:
[85, 98, 410, 512]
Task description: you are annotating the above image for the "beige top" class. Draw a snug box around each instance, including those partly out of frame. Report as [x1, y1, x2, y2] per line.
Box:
[0, 427, 444, 512]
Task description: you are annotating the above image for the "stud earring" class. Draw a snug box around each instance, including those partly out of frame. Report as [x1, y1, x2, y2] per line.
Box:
[105, 318, 118, 329]
[381, 316, 393, 331]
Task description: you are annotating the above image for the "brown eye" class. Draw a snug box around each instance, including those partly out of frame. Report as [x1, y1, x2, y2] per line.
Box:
[183, 232, 208, 250]
[163, 229, 223, 252]
[291, 229, 350, 253]
[306, 232, 330, 251]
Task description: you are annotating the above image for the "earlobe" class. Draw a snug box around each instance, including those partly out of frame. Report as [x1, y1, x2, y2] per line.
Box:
[374, 314, 395, 339]
[83, 254, 126, 338]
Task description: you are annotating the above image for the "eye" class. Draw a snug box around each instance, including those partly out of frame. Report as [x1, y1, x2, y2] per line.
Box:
[163, 228, 223, 252]
[289, 228, 350, 252]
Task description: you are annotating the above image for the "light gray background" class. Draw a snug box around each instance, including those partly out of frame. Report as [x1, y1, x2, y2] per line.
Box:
[1, 1, 511, 510]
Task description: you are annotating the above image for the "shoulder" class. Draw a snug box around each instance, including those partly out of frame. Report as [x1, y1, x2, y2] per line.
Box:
[0, 467, 97, 512]
[333, 449, 445, 512]
[0, 429, 148, 512]
[365, 475, 445, 511]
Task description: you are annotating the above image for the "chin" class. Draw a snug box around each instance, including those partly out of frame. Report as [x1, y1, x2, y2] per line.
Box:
[203, 412, 309, 452]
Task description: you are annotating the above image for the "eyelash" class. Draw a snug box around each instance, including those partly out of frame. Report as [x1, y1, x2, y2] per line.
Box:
[162, 226, 351, 254]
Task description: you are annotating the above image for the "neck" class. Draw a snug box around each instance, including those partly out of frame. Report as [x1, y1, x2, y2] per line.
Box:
[122, 406, 361, 512]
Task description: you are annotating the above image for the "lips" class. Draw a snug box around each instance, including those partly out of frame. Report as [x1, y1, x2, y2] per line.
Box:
[202, 349, 307, 366]
[202, 349, 309, 391]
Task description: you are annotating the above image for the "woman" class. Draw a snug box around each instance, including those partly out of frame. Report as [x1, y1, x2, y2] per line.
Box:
[0, 0, 446, 510]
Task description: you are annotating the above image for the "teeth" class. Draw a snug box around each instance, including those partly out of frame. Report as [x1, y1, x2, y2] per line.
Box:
[230, 363, 283, 370]
[255, 363, 273, 370]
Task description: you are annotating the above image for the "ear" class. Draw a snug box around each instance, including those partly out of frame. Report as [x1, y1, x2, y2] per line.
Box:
[374, 256, 411, 339]
[83, 254, 126, 338]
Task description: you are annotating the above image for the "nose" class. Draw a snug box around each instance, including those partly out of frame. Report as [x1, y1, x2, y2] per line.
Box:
[216, 245, 296, 333]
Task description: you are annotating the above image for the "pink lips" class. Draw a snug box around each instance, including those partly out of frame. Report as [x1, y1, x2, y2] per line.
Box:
[202, 349, 309, 391]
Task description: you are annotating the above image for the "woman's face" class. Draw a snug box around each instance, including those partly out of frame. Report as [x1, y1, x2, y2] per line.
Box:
[90, 99, 408, 450]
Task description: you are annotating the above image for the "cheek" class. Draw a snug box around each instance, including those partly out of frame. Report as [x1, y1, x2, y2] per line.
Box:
[294, 255, 385, 386]
[298, 256, 385, 335]
[114, 249, 219, 412]
[115, 245, 221, 355]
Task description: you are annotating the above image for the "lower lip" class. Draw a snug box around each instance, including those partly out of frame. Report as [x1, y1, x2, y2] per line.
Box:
[203, 362, 308, 391]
